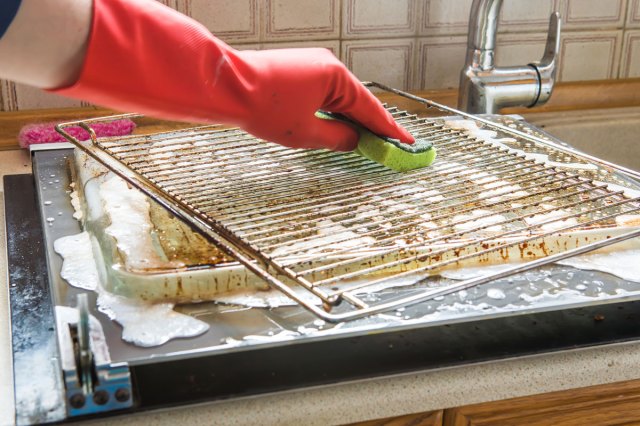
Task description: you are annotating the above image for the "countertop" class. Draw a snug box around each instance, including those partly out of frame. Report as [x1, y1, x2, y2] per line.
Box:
[3, 148, 640, 426]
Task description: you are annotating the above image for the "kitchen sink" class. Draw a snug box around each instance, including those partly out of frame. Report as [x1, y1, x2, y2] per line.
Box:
[524, 107, 640, 172]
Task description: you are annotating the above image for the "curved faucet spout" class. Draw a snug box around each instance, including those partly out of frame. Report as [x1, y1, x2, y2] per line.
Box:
[468, 0, 503, 70]
[458, 0, 561, 114]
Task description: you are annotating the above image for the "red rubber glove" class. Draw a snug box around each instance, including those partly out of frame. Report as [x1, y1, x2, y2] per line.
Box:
[52, 0, 414, 151]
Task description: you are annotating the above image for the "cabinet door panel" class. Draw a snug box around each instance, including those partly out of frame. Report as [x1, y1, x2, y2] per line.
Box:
[350, 409, 443, 426]
[444, 379, 640, 426]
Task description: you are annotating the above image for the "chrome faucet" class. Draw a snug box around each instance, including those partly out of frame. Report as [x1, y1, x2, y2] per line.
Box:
[458, 0, 561, 114]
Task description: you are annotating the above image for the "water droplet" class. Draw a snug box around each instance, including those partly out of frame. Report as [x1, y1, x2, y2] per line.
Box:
[46, 217, 55, 223]
[50, 174, 55, 178]
[575, 284, 587, 291]
[44, 201, 52, 206]
[58, 212, 63, 216]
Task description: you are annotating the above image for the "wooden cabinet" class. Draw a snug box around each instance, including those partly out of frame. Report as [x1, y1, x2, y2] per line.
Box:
[351, 379, 640, 426]
[349, 410, 443, 426]
[443, 379, 640, 426]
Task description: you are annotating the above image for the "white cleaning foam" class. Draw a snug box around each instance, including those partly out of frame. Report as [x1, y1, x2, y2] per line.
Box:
[445, 119, 599, 171]
[55, 231, 209, 347]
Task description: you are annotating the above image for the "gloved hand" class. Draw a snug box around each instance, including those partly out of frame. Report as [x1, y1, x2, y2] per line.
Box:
[52, 0, 414, 151]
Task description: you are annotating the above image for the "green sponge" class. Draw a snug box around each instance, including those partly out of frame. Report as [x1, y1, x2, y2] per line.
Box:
[317, 111, 437, 172]
[356, 130, 437, 172]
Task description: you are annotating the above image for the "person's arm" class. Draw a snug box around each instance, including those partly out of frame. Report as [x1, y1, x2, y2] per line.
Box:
[0, 0, 414, 151]
[0, 0, 91, 88]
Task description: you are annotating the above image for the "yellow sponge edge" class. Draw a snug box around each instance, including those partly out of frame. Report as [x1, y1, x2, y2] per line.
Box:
[356, 130, 437, 172]
[317, 111, 437, 172]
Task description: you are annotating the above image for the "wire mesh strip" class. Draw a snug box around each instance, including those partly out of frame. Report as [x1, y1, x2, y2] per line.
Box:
[56, 86, 640, 321]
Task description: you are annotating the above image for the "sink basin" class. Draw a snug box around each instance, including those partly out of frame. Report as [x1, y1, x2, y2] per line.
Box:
[524, 107, 640, 172]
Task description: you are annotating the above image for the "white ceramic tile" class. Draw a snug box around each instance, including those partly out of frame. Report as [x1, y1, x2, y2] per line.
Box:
[620, 30, 640, 77]
[343, 0, 418, 39]
[261, 40, 341, 57]
[264, 0, 340, 41]
[341, 39, 415, 90]
[495, 33, 549, 67]
[499, 0, 560, 33]
[2, 81, 85, 111]
[0, 80, 17, 111]
[421, 0, 473, 36]
[155, 0, 179, 10]
[229, 43, 262, 51]
[182, 0, 260, 44]
[627, 0, 640, 28]
[558, 31, 622, 81]
[421, 0, 560, 36]
[562, 0, 626, 29]
[417, 32, 553, 91]
[11, 83, 84, 111]
[416, 36, 466, 90]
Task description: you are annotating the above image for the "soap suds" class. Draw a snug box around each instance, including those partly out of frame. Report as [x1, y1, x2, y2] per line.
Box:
[100, 177, 184, 271]
[595, 181, 640, 199]
[269, 218, 376, 257]
[97, 292, 209, 347]
[69, 182, 83, 221]
[13, 340, 65, 423]
[487, 288, 506, 300]
[524, 209, 579, 232]
[445, 119, 598, 171]
[55, 231, 209, 347]
[442, 248, 640, 287]
[557, 249, 640, 283]
[53, 232, 99, 291]
[453, 210, 505, 233]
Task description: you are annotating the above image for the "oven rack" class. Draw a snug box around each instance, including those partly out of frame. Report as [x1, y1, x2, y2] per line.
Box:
[55, 82, 640, 322]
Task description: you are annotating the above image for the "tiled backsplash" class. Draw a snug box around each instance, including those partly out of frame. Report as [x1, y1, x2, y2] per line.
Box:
[2, 0, 639, 111]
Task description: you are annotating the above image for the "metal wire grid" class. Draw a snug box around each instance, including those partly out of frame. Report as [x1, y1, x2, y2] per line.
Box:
[56, 85, 640, 321]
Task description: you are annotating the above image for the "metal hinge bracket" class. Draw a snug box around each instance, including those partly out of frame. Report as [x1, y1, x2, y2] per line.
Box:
[55, 294, 133, 417]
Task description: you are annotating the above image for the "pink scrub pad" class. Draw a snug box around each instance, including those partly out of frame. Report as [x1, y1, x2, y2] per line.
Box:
[18, 118, 136, 148]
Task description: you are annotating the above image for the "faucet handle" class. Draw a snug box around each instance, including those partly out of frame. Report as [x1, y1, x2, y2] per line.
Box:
[530, 12, 561, 105]
[540, 12, 561, 68]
